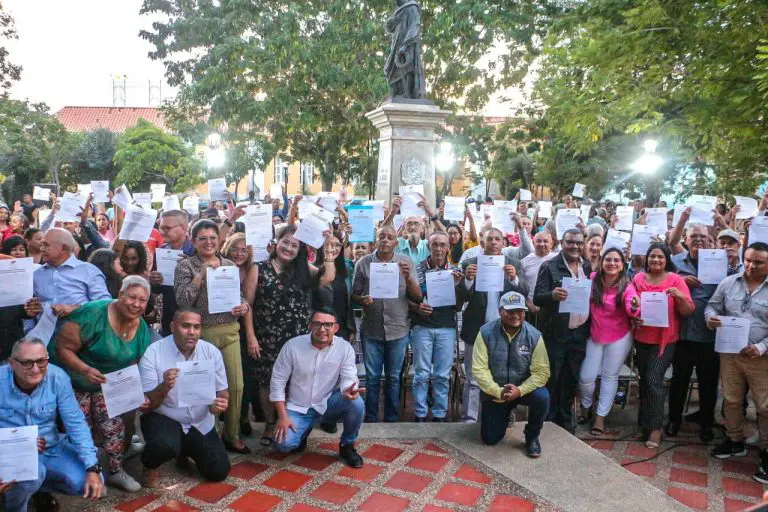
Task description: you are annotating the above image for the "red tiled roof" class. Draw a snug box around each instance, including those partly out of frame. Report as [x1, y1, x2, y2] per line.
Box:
[54, 107, 167, 133]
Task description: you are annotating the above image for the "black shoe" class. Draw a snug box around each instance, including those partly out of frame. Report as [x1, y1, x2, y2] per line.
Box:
[339, 443, 364, 468]
[664, 422, 681, 437]
[712, 439, 747, 459]
[432, 417, 445, 423]
[754, 450, 768, 484]
[414, 417, 427, 423]
[525, 438, 542, 458]
[223, 437, 252, 454]
[685, 410, 702, 424]
[241, 421, 253, 437]
[320, 421, 338, 434]
[32, 492, 59, 512]
[700, 426, 715, 444]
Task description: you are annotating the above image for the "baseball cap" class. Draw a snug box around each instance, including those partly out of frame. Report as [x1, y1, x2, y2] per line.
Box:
[717, 229, 740, 243]
[499, 291, 528, 311]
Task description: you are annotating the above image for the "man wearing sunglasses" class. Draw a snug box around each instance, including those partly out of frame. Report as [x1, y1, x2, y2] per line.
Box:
[1, 337, 103, 512]
[270, 308, 365, 468]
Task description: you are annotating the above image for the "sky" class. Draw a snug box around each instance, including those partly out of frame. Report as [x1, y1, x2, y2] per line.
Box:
[4, 0, 175, 112]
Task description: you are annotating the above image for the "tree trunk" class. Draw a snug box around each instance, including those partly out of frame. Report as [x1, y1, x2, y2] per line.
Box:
[321, 153, 336, 192]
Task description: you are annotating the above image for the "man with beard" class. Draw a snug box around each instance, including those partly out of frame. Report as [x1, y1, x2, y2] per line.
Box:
[385, 195, 445, 265]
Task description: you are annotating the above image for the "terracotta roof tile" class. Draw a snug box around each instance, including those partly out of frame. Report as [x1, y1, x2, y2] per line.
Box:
[54, 107, 167, 133]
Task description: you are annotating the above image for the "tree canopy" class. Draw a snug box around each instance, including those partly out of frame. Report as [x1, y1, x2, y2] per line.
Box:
[0, 1, 21, 92]
[140, 0, 560, 191]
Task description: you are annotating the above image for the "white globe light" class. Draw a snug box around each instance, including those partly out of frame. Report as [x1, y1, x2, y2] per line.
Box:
[436, 142, 454, 173]
[631, 153, 663, 175]
[643, 139, 658, 153]
[207, 147, 226, 168]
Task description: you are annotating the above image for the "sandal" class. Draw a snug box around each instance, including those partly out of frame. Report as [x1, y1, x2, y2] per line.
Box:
[590, 426, 605, 436]
[260, 423, 275, 447]
[576, 405, 592, 425]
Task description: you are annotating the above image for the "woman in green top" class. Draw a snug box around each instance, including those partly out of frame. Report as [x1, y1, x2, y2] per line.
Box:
[50, 275, 152, 493]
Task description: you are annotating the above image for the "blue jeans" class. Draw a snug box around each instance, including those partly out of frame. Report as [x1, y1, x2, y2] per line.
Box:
[480, 387, 550, 446]
[363, 335, 409, 422]
[411, 326, 455, 419]
[4, 439, 100, 512]
[274, 391, 364, 452]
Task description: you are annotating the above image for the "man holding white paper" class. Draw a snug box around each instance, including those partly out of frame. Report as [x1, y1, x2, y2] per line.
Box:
[139, 309, 230, 486]
[409, 232, 464, 422]
[1, 337, 103, 511]
[706, 242, 768, 481]
[386, 195, 444, 265]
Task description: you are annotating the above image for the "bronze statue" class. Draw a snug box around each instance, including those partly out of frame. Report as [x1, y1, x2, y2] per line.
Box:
[385, 0, 426, 100]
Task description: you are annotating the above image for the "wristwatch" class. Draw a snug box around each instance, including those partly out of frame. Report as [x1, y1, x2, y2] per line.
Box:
[86, 463, 102, 474]
[223, 219, 233, 227]
[430, 215, 439, 222]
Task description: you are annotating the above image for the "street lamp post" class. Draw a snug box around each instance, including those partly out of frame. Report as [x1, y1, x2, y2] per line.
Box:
[631, 139, 663, 205]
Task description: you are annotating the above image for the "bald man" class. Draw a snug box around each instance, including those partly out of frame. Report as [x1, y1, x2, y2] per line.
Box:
[33, 228, 111, 318]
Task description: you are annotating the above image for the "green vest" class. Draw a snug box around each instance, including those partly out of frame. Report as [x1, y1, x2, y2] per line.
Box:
[479, 319, 540, 401]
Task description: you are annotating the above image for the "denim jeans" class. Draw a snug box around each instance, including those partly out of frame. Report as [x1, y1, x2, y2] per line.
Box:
[363, 335, 409, 422]
[4, 439, 100, 512]
[480, 387, 550, 446]
[275, 390, 364, 451]
[411, 326, 455, 419]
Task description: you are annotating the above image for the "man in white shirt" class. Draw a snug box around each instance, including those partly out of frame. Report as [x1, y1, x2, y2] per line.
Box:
[138, 309, 230, 487]
[271, 308, 364, 468]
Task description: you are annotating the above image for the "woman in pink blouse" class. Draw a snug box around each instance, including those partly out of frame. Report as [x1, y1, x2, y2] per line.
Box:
[579, 248, 640, 436]
[632, 243, 695, 448]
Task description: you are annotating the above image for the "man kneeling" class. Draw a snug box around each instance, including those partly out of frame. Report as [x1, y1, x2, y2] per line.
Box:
[270, 308, 364, 468]
[138, 309, 231, 486]
[472, 292, 551, 457]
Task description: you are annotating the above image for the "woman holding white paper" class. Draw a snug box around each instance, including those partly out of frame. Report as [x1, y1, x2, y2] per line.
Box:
[631, 243, 695, 448]
[578, 248, 640, 436]
[175, 220, 251, 454]
[248, 225, 335, 446]
[0, 237, 42, 361]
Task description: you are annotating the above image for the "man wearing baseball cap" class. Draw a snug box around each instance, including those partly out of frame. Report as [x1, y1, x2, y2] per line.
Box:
[472, 291, 550, 457]
[717, 229, 743, 272]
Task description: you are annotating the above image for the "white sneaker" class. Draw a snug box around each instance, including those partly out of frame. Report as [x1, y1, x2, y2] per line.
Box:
[746, 431, 760, 446]
[124, 441, 145, 460]
[106, 469, 142, 492]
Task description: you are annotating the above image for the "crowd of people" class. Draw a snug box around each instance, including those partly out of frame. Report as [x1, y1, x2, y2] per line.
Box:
[1, 184, 768, 510]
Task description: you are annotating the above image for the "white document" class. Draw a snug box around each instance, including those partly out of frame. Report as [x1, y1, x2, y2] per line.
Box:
[369, 262, 400, 299]
[555, 208, 581, 240]
[206, 266, 241, 314]
[715, 316, 751, 354]
[476, 255, 505, 292]
[32, 186, 51, 202]
[399, 185, 425, 218]
[616, 205, 634, 232]
[426, 270, 456, 307]
[242, 204, 273, 258]
[269, 183, 283, 199]
[27, 303, 56, 346]
[645, 208, 668, 234]
[735, 196, 759, 219]
[150, 183, 166, 203]
[316, 191, 338, 213]
[392, 214, 405, 232]
[480, 203, 493, 220]
[119, 206, 157, 242]
[76, 183, 91, 197]
[630, 224, 654, 256]
[182, 195, 200, 214]
[101, 365, 145, 419]
[698, 249, 728, 285]
[155, 249, 183, 286]
[113, 184, 132, 210]
[750, 216, 768, 244]
[580, 204, 592, 222]
[37, 208, 51, 229]
[208, 178, 227, 202]
[672, 204, 686, 228]
[559, 277, 592, 315]
[363, 200, 385, 222]
[348, 205, 375, 243]
[91, 181, 110, 203]
[133, 193, 152, 209]
[301, 201, 335, 224]
[443, 197, 466, 221]
[0, 425, 38, 483]
[572, 183, 586, 198]
[519, 189, 532, 201]
[177, 359, 216, 407]
[687, 195, 717, 226]
[492, 200, 518, 234]
[161, 194, 181, 212]
[294, 214, 330, 249]
[640, 292, 669, 328]
[603, 229, 631, 252]
[0, 257, 33, 308]
[537, 201, 553, 219]
[57, 192, 86, 222]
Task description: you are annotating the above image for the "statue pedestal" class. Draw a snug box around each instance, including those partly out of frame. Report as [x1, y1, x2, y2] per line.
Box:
[366, 100, 452, 208]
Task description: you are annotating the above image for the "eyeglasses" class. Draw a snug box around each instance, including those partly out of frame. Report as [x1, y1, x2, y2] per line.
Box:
[160, 224, 183, 232]
[13, 357, 49, 370]
[563, 240, 584, 247]
[309, 321, 336, 330]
